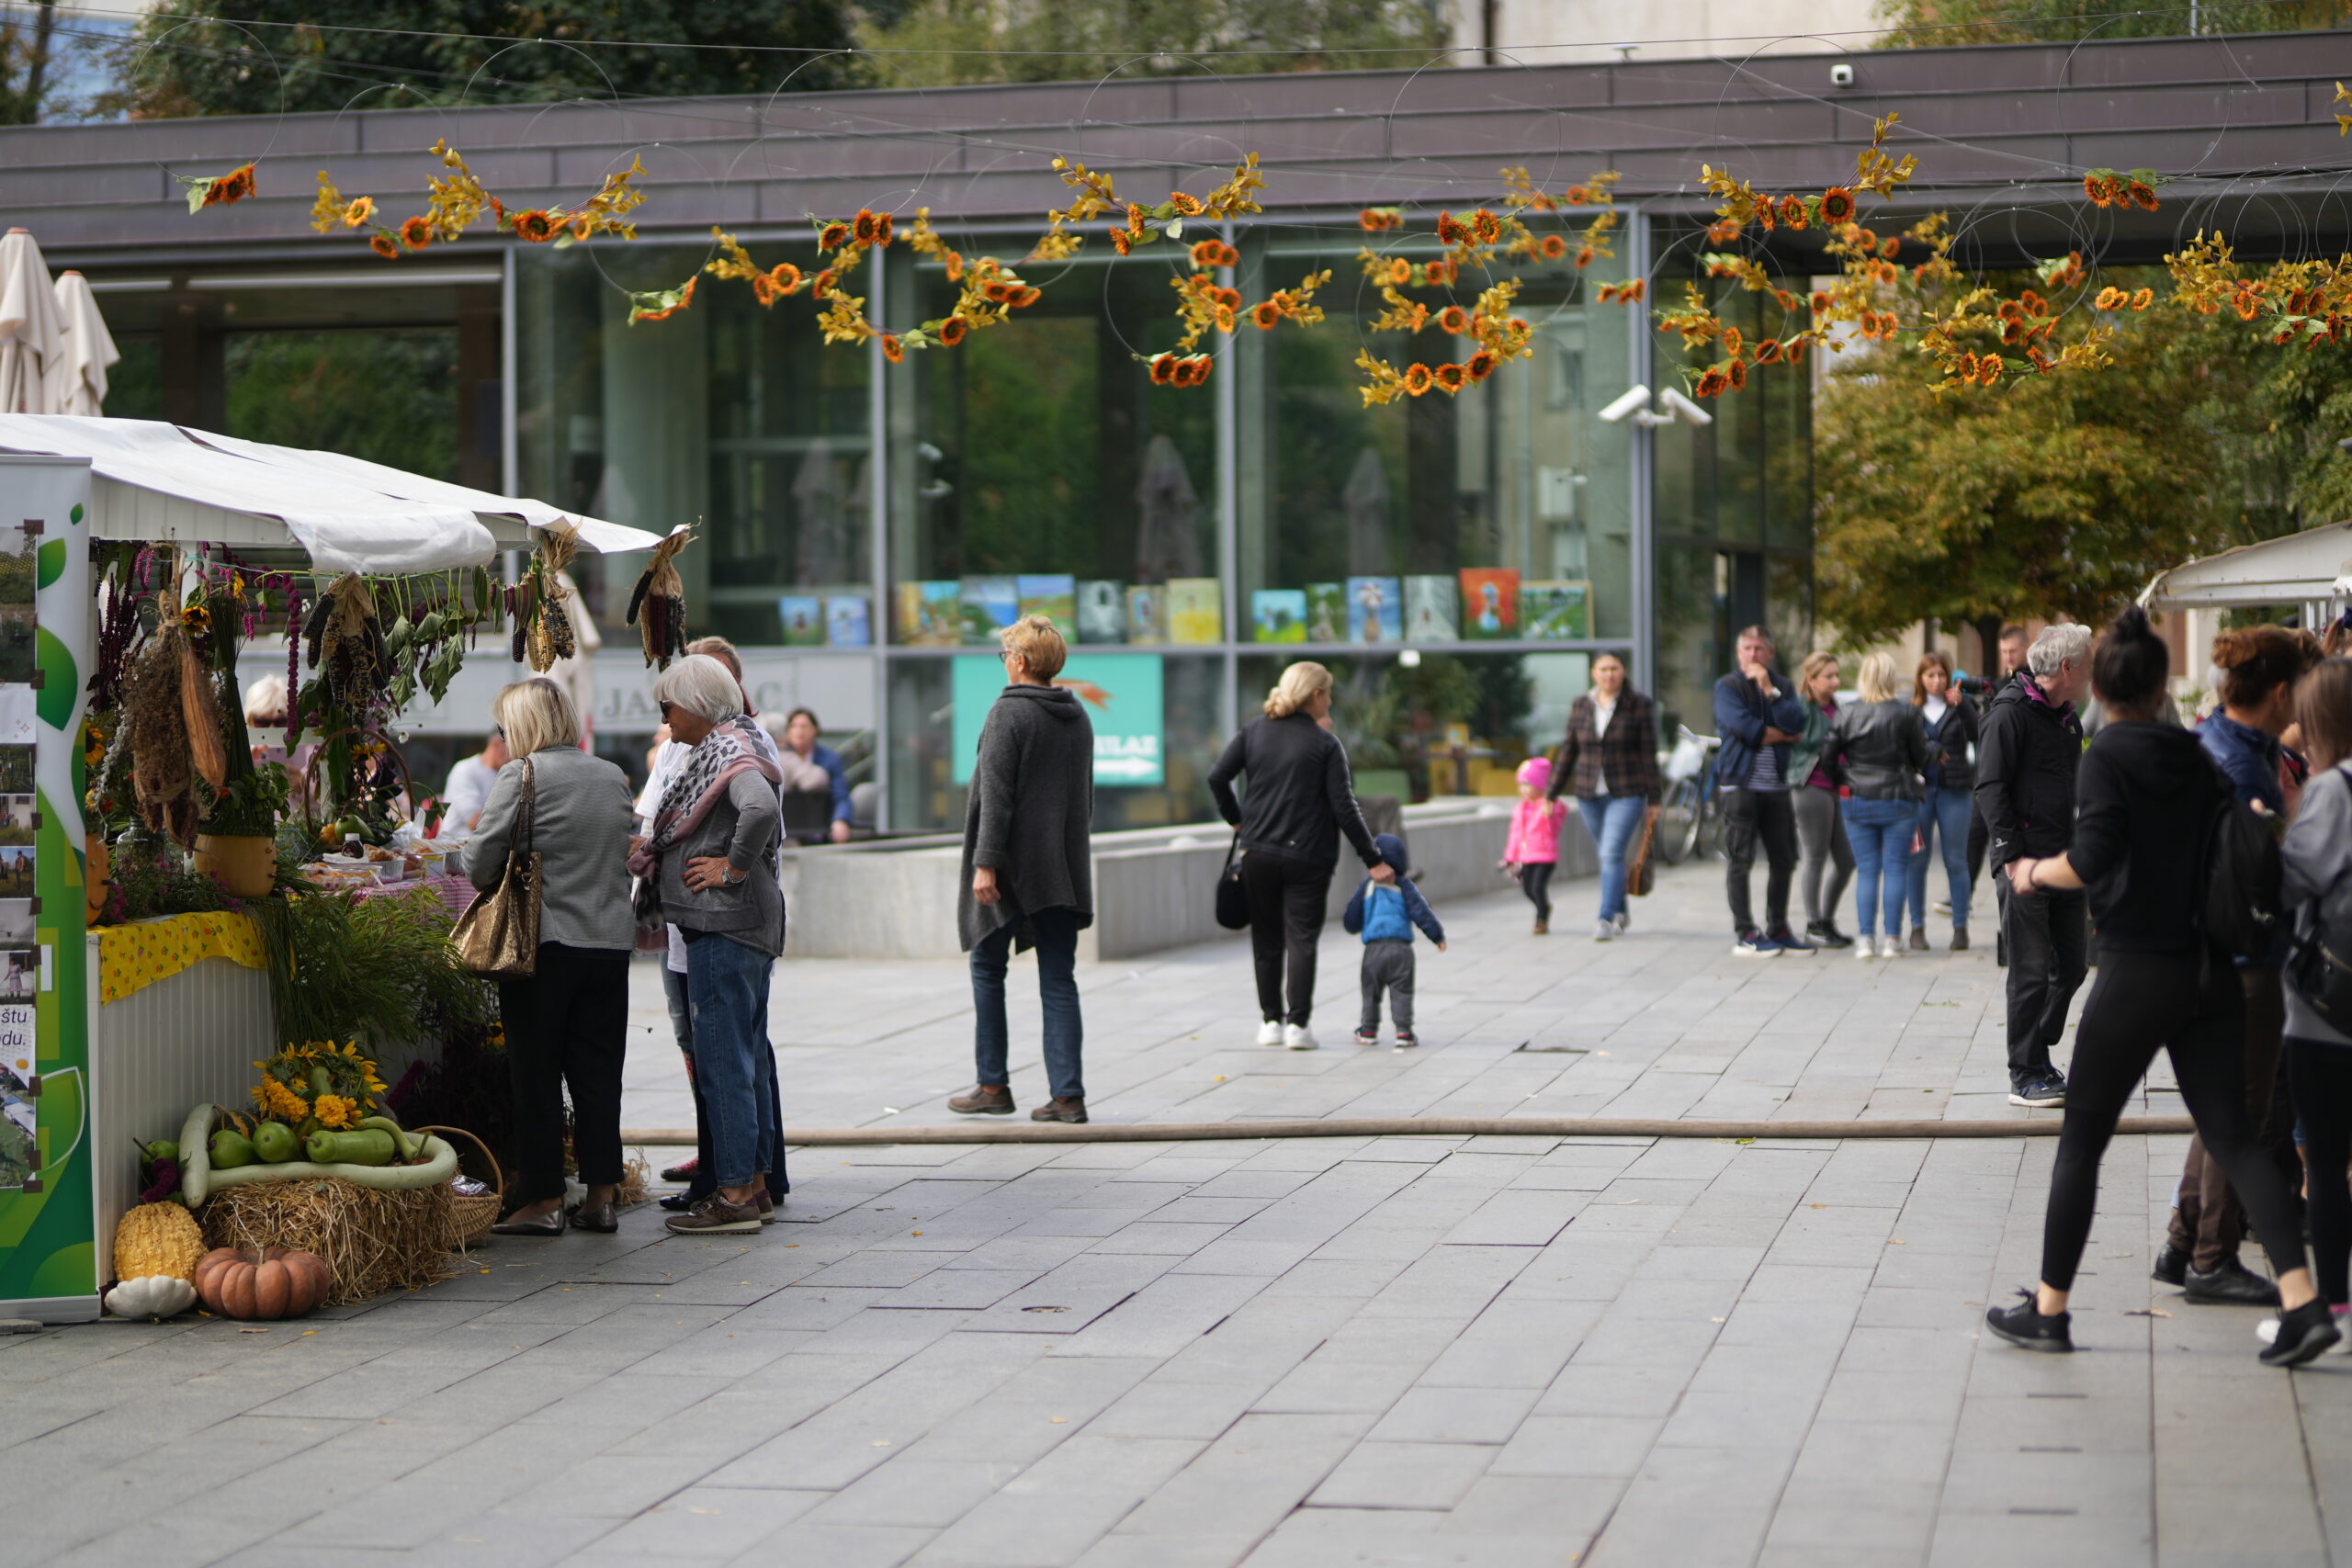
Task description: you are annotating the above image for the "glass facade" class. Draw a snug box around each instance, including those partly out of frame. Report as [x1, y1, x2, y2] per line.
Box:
[509, 215, 1808, 829]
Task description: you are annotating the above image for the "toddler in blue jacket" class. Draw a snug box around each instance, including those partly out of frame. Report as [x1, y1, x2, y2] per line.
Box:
[1342, 833, 1446, 1048]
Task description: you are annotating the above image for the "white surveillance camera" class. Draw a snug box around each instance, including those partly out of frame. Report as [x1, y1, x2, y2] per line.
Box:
[1597, 385, 1653, 423]
[1658, 388, 1714, 426]
[1829, 62, 1855, 87]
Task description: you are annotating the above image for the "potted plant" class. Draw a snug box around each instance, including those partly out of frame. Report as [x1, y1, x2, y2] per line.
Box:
[194, 761, 288, 900]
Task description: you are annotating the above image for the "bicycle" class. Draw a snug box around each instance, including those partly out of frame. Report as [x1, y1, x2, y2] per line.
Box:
[1655, 725, 1724, 866]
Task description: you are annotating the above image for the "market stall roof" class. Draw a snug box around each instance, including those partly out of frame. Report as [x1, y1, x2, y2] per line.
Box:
[0, 414, 664, 574]
[2139, 521, 2352, 611]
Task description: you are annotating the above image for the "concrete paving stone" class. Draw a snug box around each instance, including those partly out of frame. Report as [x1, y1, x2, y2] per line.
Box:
[1928, 1511, 2154, 1568]
[900, 1433, 1208, 1568]
[1243, 1521, 1566, 1568]
[1443, 1473, 1623, 1537]
[1071, 1534, 1261, 1568]
[1117, 1412, 1374, 1535]
[873, 1269, 1041, 1310]
[1306, 1440, 1497, 1509]
[1489, 1412, 1662, 1478]
[1097, 1378, 1266, 1441]
[967, 1254, 1177, 1334]
[803, 1457, 1029, 1529]
[1089, 1221, 1235, 1256]
[1048, 1272, 1272, 1359]
[1365, 1384, 1540, 1444]
[903, 1354, 1159, 1462]
[718, 1523, 935, 1568]
[1939, 1448, 2154, 1517]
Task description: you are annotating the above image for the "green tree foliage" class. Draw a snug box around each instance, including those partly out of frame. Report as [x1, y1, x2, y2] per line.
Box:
[223, 332, 460, 483]
[1814, 272, 2327, 651]
[107, 1, 862, 118]
[854, 0, 1447, 86]
[0, 2, 58, 125]
[1871, 0, 2352, 47]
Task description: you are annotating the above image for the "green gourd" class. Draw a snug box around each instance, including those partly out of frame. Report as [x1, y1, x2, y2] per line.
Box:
[208, 1130, 254, 1169]
[251, 1122, 300, 1163]
[355, 1115, 420, 1160]
[304, 1129, 396, 1167]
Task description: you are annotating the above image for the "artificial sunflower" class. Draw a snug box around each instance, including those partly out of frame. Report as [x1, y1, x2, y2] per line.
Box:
[2083, 174, 2110, 206]
[1778, 196, 1808, 231]
[1727, 358, 1748, 390]
[1432, 362, 1468, 394]
[983, 280, 1015, 302]
[1148, 353, 1180, 386]
[2094, 286, 2125, 310]
[1810, 290, 1831, 313]
[1436, 305, 1470, 335]
[1574, 246, 1596, 269]
[1216, 243, 1239, 268]
[1880, 236, 1901, 260]
[1013, 286, 1042, 308]
[1755, 338, 1782, 364]
[874, 211, 895, 246]
[1465, 351, 1497, 381]
[1436, 212, 1465, 246]
[513, 209, 558, 243]
[1250, 300, 1282, 330]
[1387, 258, 1412, 287]
[2130, 287, 2154, 310]
[1785, 341, 1807, 365]
[1566, 186, 1592, 206]
[1358, 209, 1393, 231]
[881, 334, 903, 364]
[341, 197, 375, 229]
[939, 315, 968, 347]
[1819, 186, 1856, 224]
[820, 220, 851, 251]
[1539, 234, 1567, 260]
[1192, 240, 1225, 268]
[2128, 181, 2158, 211]
[769, 261, 803, 295]
[1216, 286, 1243, 311]
[812, 268, 837, 295]
[1170, 192, 1204, 216]
[569, 213, 593, 242]
[1111, 228, 1133, 256]
[1977, 355, 2003, 387]
[1125, 203, 1147, 237]
[853, 209, 879, 245]
[1694, 367, 1730, 398]
[1471, 209, 1502, 244]
[369, 233, 401, 260]
[399, 216, 434, 250]
[1403, 363, 1435, 397]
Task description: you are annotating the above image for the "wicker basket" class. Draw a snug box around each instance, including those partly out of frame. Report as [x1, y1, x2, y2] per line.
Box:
[413, 1124, 503, 1249]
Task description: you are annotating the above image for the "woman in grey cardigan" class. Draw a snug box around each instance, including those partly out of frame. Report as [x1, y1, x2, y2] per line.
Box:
[948, 615, 1096, 1123]
[630, 654, 787, 1235]
[470, 679, 636, 1237]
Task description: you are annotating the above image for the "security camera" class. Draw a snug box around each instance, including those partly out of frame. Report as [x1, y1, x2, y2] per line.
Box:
[1658, 388, 1714, 426]
[1597, 385, 1653, 423]
[1829, 62, 1855, 87]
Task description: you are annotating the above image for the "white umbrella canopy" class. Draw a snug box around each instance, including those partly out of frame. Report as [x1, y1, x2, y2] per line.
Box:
[0, 228, 66, 415]
[51, 270, 118, 417]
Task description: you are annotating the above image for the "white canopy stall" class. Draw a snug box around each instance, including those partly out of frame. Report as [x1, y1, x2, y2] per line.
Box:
[0, 415, 663, 1318]
[2139, 520, 2352, 616]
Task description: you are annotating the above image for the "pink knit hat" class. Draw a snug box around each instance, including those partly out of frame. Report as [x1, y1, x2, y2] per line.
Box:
[1516, 756, 1552, 790]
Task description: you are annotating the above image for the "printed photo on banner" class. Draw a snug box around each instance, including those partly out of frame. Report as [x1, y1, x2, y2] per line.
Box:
[0, 990, 35, 1190]
[950, 652, 1167, 788]
[0, 522, 28, 686]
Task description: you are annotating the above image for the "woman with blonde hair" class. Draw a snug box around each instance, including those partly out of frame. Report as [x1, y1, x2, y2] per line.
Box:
[469, 678, 636, 1236]
[1908, 649, 1980, 952]
[1209, 660, 1394, 1049]
[1831, 650, 1929, 959]
[1785, 650, 1853, 949]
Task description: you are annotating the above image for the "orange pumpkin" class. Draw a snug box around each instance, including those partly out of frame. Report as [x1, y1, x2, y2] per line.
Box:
[194, 1246, 334, 1319]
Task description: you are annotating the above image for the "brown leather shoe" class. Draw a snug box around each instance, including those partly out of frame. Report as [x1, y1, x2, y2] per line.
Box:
[1951, 930, 1970, 952]
[949, 1084, 1015, 1115]
[1030, 1098, 1088, 1123]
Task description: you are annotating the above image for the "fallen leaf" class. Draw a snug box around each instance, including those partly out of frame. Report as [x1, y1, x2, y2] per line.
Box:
[1888, 1239, 1905, 1246]
[1050, 1416, 1069, 1424]
[2123, 1308, 2174, 1318]
[237, 1326, 269, 1334]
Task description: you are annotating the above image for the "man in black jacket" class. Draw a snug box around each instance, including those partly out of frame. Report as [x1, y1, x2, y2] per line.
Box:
[1963, 624, 2030, 887]
[1975, 623, 2092, 1108]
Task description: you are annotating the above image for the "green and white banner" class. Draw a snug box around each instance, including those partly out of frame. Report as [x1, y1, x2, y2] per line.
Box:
[0, 457, 94, 1320]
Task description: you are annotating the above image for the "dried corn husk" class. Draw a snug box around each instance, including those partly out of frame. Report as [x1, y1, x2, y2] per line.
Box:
[128, 623, 199, 847]
[625, 527, 695, 669]
[179, 637, 226, 792]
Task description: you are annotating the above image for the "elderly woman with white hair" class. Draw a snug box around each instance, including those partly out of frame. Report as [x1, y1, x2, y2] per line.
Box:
[471, 679, 637, 1237]
[629, 654, 786, 1235]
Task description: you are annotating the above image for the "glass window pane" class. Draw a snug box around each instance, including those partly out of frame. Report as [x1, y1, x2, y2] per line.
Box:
[224, 329, 458, 481]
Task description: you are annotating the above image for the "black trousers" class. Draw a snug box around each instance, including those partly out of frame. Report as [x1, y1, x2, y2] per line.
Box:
[1518, 862, 1555, 922]
[1721, 786, 1797, 934]
[2167, 966, 2292, 1272]
[1966, 795, 1989, 886]
[499, 942, 630, 1207]
[1244, 851, 1333, 1026]
[2000, 884, 2088, 1078]
[2041, 948, 2305, 1292]
[2290, 1037, 2352, 1305]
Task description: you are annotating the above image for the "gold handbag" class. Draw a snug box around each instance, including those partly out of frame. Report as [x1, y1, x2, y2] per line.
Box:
[452, 756, 540, 979]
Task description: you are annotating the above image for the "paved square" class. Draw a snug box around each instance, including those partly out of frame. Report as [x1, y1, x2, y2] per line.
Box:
[11, 863, 2347, 1567]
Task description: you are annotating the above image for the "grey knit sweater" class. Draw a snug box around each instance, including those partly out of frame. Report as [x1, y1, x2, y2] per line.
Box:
[958, 682, 1095, 952]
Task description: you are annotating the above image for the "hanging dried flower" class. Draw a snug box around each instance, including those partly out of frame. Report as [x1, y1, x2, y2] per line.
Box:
[1170, 192, 1204, 216]
[513, 209, 559, 243]
[1695, 367, 1731, 398]
[1465, 351, 1497, 381]
[369, 233, 401, 260]
[1437, 306, 1470, 335]
[939, 315, 969, 347]
[1148, 353, 1180, 385]
[1192, 240, 1225, 268]
[1539, 234, 1567, 260]
[1779, 196, 1808, 231]
[1820, 187, 1857, 225]
[1250, 300, 1282, 329]
[881, 334, 904, 364]
[1111, 228, 1133, 256]
[399, 216, 434, 250]
[1727, 358, 1748, 390]
[2129, 181, 2158, 211]
[1403, 363, 1435, 396]
[1433, 363, 1468, 394]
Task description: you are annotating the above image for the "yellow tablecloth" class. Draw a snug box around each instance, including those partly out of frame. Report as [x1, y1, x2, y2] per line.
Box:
[98, 911, 266, 1005]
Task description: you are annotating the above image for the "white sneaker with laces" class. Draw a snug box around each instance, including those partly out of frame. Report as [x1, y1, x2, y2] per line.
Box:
[1283, 1023, 1319, 1051]
[1256, 1020, 1284, 1047]
[1854, 939, 1876, 962]
[1611, 910, 1630, 933]
[1592, 920, 1615, 942]
[1880, 934, 1904, 959]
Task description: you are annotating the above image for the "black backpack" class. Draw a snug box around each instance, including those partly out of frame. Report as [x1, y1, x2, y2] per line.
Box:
[2290, 766, 2352, 1032]
[2203, 759, 2284, 964]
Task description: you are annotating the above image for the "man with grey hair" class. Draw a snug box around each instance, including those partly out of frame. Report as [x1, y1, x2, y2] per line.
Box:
[1975, 622, 2093, 1107]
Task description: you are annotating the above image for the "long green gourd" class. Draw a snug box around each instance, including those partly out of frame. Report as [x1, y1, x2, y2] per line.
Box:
[178, 1103, 458, 1206]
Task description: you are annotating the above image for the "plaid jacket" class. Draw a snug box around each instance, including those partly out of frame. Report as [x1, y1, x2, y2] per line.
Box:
[1546, 689, 1663, 802]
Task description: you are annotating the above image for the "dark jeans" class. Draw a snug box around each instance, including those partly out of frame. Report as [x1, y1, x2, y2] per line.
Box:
[2041, 948, 2306, 1292]
[1244, 851, 1334, 1026]
[971, 906, 1085, 1101]
[2290, 1037, 2352, 1305]
[1517, 861, 1555, 923]
[1360, 939, 1415, 1032]
[1908, 784, 1973, 931]
[2167, 965, 2293, 1271]
[1721, 786, 1797, 935]
[685, 931, 780, 1190]
[499, 942, 630, 1207]
[667, 963, 788, 1201]
[2001, 883, 2088, 1078]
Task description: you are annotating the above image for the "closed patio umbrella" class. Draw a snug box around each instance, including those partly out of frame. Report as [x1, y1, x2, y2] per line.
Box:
[51, 270, 118, 417]
[0, 229, 64, 415]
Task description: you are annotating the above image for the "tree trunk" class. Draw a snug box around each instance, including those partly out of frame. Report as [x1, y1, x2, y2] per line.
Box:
[1972, 615, 2006, 678]
[21, 2, 53, 125]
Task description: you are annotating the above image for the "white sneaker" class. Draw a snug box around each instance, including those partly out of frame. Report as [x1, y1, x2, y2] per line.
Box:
[1256, 1020, 1284, 1047]
[1283, 1023, 1319, 1051]
[1592, 920, 1615, 942]
[1854, 939, 1877, 961]
[1880, 934, 1903, 958]
[1611, 910, 1630, 933]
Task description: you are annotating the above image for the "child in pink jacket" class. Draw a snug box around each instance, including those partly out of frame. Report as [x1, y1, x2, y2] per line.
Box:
[1502, 756, 1569, 934]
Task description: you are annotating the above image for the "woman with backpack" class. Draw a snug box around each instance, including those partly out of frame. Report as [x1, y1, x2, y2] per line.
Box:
[2276, 656, 2352, 1349]
[1984, 607, 2334, 1366]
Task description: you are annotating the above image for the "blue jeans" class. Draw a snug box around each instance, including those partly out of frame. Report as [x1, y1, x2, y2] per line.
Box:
[1843, 795, 1917, 940]
[1578, 795, 1649, 924]
[1907, 785, 1973, 931]
[971, 907, 1085, 1100]
[685, 932, 779, 1190]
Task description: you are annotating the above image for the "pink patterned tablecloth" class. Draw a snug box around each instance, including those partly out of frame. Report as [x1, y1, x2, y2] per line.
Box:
[349, 873, 476, 922]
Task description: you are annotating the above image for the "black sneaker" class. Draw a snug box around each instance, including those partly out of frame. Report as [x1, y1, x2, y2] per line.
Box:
[2185, 1258, 2281, 1307]
[2260, 1297, 2342, 1368]
[1985, 1288, 2073, 1352]
[1734, 929, 1782, 957]
[2152, 1244, 2189, 1287]
[1394, 1030, 1420, 1050]
[1805, 920, 1853, 950]
[1353, 1028, 1380, 1046]
[2009, 1069, 2066, 1108]
[1768, 925, 1817, 954]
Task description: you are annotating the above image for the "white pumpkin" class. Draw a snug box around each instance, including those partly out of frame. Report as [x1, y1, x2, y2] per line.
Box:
[104, 1274, 198, 1320]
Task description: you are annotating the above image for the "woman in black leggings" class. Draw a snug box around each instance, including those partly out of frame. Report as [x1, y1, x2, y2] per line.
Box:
[2280, 657, 2352, 1341]
[1986, 607, 2335, 1367]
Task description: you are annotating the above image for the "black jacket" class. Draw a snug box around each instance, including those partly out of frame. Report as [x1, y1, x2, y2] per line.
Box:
[958, 683, 1094, 953]
[2069, 721, 2227, 953]
[1208, 712, 1382, 872]
[1973, 674, 2083, 870]
[1919, 698, 1978, 791]
[1831, 699, 1928, 801]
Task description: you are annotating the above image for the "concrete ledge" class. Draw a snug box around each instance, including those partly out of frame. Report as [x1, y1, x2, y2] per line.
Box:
[779, 799, 1606, 961]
